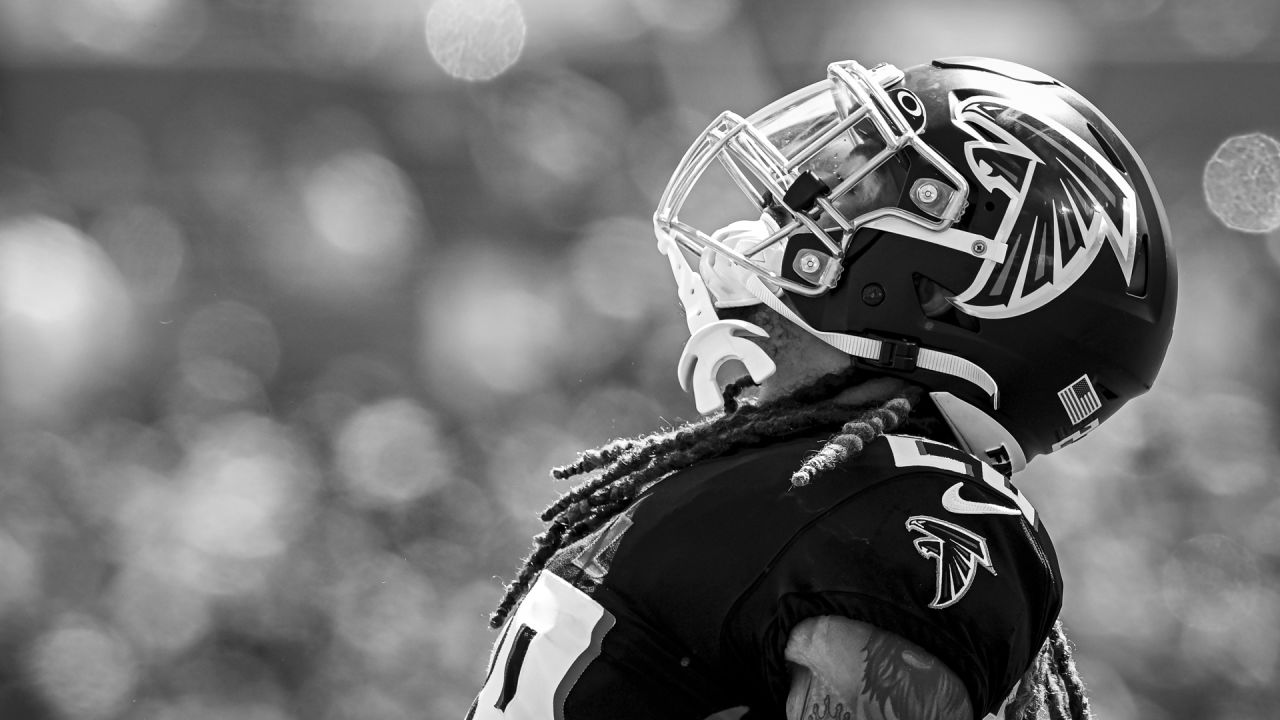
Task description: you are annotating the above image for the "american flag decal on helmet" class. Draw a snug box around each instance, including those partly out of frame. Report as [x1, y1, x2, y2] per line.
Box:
[1057, 374, 1102, 426]
[949, 95, 1138, 319]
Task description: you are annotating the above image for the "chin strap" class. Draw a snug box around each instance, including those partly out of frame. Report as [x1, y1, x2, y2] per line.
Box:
[741, 275, 1001, 407]
[659, 235, 776, 415]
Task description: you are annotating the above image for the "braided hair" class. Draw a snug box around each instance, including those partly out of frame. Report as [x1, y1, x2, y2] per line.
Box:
[489, 364, 920, 628]
[1005, 621, 1094, 720]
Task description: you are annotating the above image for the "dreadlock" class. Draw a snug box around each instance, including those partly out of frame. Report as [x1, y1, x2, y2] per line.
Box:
[489, 364, 921, 628]
[1005, 621, 1093, 720]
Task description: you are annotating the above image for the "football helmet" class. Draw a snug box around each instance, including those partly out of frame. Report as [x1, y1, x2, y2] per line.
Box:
[653, 57, 1177, 473]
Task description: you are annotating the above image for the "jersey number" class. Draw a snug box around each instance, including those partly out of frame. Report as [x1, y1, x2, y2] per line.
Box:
[469, 573, 615, 720]
[885, 434, 1037, 524]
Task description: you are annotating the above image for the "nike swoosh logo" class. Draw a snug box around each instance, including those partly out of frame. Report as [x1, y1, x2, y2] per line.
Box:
[942, 483, 1021, 517]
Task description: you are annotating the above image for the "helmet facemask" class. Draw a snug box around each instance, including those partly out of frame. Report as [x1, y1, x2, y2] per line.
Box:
[654, 60, 974, 304]
[653, 60, 996, 416]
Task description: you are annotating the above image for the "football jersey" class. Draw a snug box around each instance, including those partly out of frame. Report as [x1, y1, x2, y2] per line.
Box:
[468, 432, 1062, 720]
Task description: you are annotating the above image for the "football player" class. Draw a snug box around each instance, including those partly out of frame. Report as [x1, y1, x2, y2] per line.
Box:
[469, 57, 1176, 720]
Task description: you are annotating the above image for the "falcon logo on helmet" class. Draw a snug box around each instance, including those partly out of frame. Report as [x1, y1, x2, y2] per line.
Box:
[950, 95, 1139, 319]
[906, 515, 996, 610]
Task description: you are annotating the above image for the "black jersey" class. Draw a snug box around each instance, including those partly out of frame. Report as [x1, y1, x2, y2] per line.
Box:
[468, 433, 1062, 720]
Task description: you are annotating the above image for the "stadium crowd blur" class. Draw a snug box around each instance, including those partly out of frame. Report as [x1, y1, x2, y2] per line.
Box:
[1, 1, 1278, 719]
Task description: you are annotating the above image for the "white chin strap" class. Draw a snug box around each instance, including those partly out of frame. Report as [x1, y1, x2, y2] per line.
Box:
[739, 275, 1001, 407]
[741, 275, 1023, 472]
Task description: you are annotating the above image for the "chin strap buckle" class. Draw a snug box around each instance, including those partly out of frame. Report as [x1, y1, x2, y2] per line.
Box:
[864, 335, 920, 371]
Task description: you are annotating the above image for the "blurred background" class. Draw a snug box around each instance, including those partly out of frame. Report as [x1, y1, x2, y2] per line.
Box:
[0, 0, 1278, 718]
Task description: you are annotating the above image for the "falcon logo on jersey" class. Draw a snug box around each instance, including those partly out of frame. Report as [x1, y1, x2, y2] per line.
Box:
[906, 515, 996, 610]
[949, 95, 1138, 319]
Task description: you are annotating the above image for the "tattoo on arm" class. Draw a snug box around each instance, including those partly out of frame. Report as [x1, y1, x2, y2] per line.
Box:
[804, 694, 854, 720]
[861, 630, 969, 720]
[785, 618, 971, 720]
[796, 674, 814, 719]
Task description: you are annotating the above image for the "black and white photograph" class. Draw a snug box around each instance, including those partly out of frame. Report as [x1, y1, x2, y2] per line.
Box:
[0, 1, 1277, 719]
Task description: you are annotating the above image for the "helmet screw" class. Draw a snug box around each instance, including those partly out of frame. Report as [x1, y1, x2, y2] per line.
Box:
[799, 252, 821, 274]
[971, 240, 988, 256]
[861, 283, 885, 306]
[915, 183, 939, 204]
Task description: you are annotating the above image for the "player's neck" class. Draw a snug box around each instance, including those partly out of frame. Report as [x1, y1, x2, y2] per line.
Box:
[758, 372, 908, 407]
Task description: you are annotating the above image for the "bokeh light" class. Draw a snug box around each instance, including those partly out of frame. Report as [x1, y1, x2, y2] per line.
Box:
[1161, 534, 1262, 633]
[51, 0, 207, 62]
[29, 615, 139, 720]
[250, 126, 427, 303]
[1170, 0, 1279, 58]
[424, 0, 526, 82]
[0, 529, 40, 618]
[108, 563, 212, 657]
[300, 150, 423, 266]
[288, 0, 424, 73]
[174, 414, 315, 566]
[335, 397, 456, 508]
[488, 421, 588, 537]
[469, 68, 630, 219]
[179, 301, 281, 383]
[91, 203, 188, 305]
[629, 0, 739, 38]
[1177, 392, 1277, 497]
[569, 216, 674, 322]
[0, 215, 135, 421]
[417, 241, 566, 403]
[1203, 133, 1280, 233]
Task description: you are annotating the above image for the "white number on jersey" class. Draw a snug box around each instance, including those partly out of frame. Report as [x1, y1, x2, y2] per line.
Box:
[469, 572, 615, 720]
[884, 434, 1037, 525]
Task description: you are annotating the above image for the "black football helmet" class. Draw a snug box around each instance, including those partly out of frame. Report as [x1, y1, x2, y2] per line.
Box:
[653, 57, 1177, 473]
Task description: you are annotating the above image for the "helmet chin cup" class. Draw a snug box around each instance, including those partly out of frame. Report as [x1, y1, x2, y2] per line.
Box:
[678, 320, 777, 415]
[658, 227, 777, 415]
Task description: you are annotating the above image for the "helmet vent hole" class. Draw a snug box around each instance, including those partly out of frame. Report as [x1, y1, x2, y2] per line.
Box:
[1125, 233, 1150, 297]
[913, 274, 980, 332]
[983, 200, 996, 212]
[1087, 123, 1127, 175]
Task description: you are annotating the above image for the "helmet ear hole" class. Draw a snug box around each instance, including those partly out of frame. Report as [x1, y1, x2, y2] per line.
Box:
[913, 274, 980, 332]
